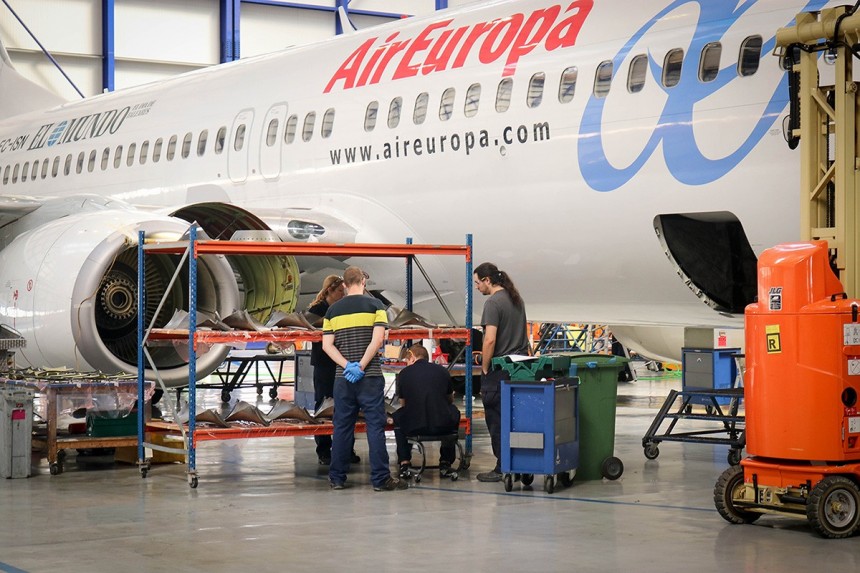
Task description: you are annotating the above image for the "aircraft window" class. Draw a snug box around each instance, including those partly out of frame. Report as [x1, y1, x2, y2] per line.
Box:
[439, 87, 455, 121]
[182, 132, 193, 158]
[153, 138, 163, 163]
[699, 42, 722, 82]
[77, 151, 85, 174]
[527, 73, 545, 108]
[64, 154, 72, 176]
[627, 54, 648, 93]
[739, 35, 762, 76]
[167, 135, 177, 160]
[558, 67, 577, 103]
[593, 60, 613, 98]
[496, 78, 513, 112]
[126, 143, 136, 167]
[465, 83, 481, 117]
[232, 126, 244, 152]
[215, 126, 226, 153]
[51, 157, 59, 177]
[114, 145, 123, 168]
[197, 130, 208, 156]
[364, 101, 379, 132]
[140, 140, 150, 164]
[321, 108, 335, 138]
[2, 165, 7, 185]
[302, 112, 316, 142]
[101, 148, 110, 171]
[388, 97, 402, 129]
[414, 92, 429, 124]
[21, 161, 28, 182]
[266, 119, 278, 147]
[284, 115, 297, 143]
[88, 150, 97, 172]
[662, 49, 684, 88]
[41, 159, 48, 179]
[12, 164, 18, 183]
[31, 160, 39, 181]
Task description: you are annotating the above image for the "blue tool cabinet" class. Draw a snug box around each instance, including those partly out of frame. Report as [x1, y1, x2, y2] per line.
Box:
[501, 377, 579, 493]
[682, 348, 740, 406]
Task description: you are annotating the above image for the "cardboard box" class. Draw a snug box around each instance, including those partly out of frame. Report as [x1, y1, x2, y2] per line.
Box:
[115, 434, 185, 464]
[383, 344, 405, 359]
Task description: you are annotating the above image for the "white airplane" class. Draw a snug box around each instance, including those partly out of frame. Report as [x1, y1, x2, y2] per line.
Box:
[0, 0, 836, 386]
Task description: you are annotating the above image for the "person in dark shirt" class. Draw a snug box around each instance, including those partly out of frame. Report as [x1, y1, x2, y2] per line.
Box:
[305, 274, 351, 465]
[473, 262, 529, 483]
[392, 345, 460, 477]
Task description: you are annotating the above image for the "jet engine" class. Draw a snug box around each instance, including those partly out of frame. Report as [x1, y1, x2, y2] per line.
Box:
[0, 199, 300, 387]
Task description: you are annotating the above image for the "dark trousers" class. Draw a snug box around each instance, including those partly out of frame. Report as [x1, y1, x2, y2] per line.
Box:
[313, 361, 335, 457]
[481, 369, 504, 472]
[392, 410, 456, 465]
[330, 375, 389, 487]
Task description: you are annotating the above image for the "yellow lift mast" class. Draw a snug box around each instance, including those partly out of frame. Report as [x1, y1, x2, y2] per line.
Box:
[776, 5, 860, 296]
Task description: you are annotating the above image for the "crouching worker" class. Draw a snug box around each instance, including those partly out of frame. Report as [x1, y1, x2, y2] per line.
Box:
[393, 345, 461, 478]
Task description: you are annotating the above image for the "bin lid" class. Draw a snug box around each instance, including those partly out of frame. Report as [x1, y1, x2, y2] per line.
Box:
[561, 352, 629, 366]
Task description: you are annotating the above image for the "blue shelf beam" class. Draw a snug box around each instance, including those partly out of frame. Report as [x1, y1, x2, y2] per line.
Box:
[221, 0, 241, 62]
[465, 233, 473, 453]
[102, 0, 115, 92]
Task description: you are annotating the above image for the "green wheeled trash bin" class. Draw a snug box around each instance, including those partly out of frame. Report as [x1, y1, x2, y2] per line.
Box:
[564, 353, 628, 481]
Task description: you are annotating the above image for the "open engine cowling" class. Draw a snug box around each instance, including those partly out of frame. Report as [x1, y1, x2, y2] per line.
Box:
[0, 208, 239, 386]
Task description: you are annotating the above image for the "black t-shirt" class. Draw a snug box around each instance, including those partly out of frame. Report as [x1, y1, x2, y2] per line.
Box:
[396, 359, 459, 434]
[307, 300, 333, 368]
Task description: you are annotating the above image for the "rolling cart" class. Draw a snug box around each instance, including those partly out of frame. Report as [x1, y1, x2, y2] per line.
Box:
[501, 376, 579, 494]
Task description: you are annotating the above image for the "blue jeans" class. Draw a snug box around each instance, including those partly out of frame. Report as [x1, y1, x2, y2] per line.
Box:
[329, 375, 390, 487]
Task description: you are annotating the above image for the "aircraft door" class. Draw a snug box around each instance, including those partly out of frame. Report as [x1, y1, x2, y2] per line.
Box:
[228, 109, 254, 183]
[260, 103, 287, 181]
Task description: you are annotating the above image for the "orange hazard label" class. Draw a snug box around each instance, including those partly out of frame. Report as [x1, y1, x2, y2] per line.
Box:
[765, 325, 781, 353]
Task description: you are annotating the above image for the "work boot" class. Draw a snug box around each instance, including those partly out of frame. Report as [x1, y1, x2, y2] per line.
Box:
[373, 477, 409, 491]
[476, 469, 502, 482]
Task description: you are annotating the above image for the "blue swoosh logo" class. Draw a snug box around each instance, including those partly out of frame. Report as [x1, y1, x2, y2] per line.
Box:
[579, 0, 829, 192]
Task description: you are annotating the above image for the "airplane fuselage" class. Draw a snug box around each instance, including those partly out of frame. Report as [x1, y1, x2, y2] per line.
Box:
[0, 0, 838, 372]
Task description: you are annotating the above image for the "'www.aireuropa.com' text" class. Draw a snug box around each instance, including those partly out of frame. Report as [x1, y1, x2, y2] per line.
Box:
[329, 121, 551, 165]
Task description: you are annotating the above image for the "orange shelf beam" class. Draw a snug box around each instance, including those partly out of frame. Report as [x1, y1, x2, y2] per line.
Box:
[147, 327, 471, 346]
[143, 240, 471, 260]
[147, 417, 472, 443]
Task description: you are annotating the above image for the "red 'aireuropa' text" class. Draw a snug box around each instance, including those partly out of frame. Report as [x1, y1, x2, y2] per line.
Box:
[324, 0, 593, 93]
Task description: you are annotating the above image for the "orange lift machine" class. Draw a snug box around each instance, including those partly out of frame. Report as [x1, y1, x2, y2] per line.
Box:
[715, 241, 860, 538]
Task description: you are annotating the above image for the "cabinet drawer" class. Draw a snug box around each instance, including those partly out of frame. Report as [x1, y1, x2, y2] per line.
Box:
[684, 371, 713, 388]
[684, 352, 713, 375]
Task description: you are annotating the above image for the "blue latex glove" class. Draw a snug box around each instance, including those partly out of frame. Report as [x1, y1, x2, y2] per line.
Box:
[344, 361, 365, 383]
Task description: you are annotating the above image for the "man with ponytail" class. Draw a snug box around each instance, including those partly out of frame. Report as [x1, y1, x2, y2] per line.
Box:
[473, 262, 530, 482]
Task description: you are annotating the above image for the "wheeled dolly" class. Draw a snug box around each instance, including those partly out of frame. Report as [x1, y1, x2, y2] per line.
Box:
[403, 433, 468, 483]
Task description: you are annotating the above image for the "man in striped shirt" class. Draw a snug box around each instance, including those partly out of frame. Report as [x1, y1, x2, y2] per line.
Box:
[322, 266, 407, 491]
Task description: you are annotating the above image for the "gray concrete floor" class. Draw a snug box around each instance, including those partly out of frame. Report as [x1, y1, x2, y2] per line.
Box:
[2, 367, 858, 573]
